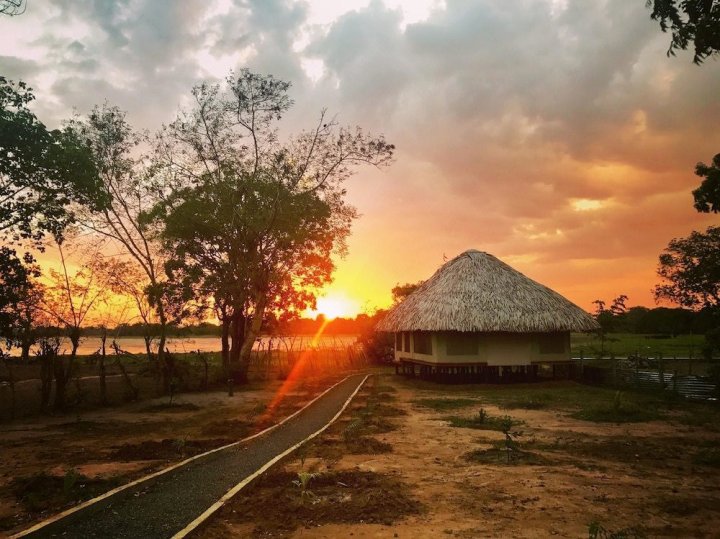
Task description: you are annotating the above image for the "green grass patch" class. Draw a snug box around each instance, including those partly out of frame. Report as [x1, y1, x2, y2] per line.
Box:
[463, 444, 550, 466]
[694, 447, 720, 467]
[570, 392, 663, 423]
[676, 405, 720, 431]
[504, 393, 553, 410]
[570, 403, 662, 423]
[572, 332, 705, 359]
[10, 471, 121, 514]
[413, 398, 479, 411]
[136, 402, 200, 413]
[527, 434, 687, 465]
[444, 410, 522, 431]
[588, 520, 646, 539]
[405, 378, 711, 427]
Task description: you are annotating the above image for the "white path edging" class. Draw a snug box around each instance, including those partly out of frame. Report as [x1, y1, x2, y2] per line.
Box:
[11, 373, 368, 539]
[172, 373, 370, 538]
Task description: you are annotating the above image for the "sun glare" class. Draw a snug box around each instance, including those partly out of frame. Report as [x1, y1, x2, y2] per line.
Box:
[313, 295, 360, 319]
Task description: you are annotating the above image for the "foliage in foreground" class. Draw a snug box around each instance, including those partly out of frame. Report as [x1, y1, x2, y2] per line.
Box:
[588, 520, 645, 539]
[413, 398, 479, 411]
[444, 409, 522, 431]
[571, 391, 663, 423]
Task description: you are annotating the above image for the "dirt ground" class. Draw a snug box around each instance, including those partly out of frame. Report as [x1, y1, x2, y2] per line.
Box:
[200, 374, 720, 539]
[0, 370, 358, 535]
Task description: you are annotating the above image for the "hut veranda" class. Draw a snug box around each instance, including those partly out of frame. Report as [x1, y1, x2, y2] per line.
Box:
[376, 250, 599, 382]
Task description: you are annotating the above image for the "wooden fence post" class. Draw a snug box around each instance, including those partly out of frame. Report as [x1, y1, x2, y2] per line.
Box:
[612, 357, 618, 387]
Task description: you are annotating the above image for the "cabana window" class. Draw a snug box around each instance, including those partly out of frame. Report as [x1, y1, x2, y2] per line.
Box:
[446, 332, 478, 355]
[403, 332, 410, 352]
[413, 332, 432, 355]
[395, 333, 402, 351]
[539, 333, 565, 354]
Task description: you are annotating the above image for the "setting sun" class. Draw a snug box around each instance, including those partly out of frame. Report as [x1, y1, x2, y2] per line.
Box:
[311, 294, 361, 320]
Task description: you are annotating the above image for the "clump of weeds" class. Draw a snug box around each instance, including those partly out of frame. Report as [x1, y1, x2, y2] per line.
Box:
[588, 520, 646, 539]
[292, 471, 320, 504]
[445, 408, 522, 431]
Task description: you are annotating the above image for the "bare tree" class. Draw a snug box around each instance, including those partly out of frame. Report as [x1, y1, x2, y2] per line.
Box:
[40, 241, 105, 410]
[71, 106, 176, 391]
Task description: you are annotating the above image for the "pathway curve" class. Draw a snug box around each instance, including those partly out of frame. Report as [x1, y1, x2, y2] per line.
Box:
[15, 374, 368, 539]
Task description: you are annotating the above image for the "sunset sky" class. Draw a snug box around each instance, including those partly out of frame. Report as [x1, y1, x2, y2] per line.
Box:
[2, 0, 719, 318]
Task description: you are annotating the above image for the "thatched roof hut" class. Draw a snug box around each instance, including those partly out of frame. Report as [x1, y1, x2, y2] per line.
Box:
[377, 250, 599, 381]
[377, 249, 598, 333]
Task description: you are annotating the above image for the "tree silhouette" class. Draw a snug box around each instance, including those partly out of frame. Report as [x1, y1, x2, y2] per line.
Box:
[0, 0, 26, 16]
[646, 0, 720, 64]
[150, 70, 394, 380]
[655, 227, 720, 309]
[693, 152, 720, 213]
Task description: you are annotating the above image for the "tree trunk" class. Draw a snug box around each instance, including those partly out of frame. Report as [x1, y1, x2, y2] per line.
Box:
[39, 352, 53, 412]
[111, 341, 139, 401]
[53, 332, 79, 412]
[229, 310, 248, 382]
[237, 294, 267, 384]
[220, 317, 230, 378]
[99, 332, 108, 406]
[20, 339, 31, 363]
[52, 356, 68, 412]
[199, 351, 209, 391]
[229, 311, 245, 365]
[2, 355, 16, 420]
[157, 303, 169, 393]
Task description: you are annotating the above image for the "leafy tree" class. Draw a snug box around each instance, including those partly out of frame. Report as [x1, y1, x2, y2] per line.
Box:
[655, 226, 720, 354]
[0, 0, 25, 16]
[0, 77, 105, 245]
[72, 105, 183, 391]
[610, 294, 628, 316]
[391, 281, 424, 304]
[0, 248, 38, 348]
[39, 242, 106, 410]
[9, 278, 45, 361]
[693, 152, 720, 213]
[151, 70, 394, 380]
[655, 226, 720, 309]
[646, 0, 720, 64]
[0, 77, 105, 346]
[591, 295, 629, 355]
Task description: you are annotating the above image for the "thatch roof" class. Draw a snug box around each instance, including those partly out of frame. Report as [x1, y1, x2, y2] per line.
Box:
[376, 250, 599, 333]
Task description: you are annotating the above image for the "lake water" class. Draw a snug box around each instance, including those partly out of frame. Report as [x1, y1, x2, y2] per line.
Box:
[10, 334, 360, 357]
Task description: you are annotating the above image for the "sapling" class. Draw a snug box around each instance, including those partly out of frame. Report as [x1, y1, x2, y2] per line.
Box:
[172, 437, 187, 457]
[343, 418, 364, 442]
[63, 469, 81, 498]
[292, 471, 320, 504]
[613, 391, 623, 415]
[500, 416, 522, 463]
[297, 443, 309, 469]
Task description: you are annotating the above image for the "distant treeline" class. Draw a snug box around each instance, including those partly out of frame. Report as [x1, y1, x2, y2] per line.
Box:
[33, 307, 714, 338]
[598, 306, 717, 335]
[36, 313, 382, 338]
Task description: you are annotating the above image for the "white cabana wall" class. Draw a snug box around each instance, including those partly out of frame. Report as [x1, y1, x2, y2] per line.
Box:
[393, 331, 570, 366]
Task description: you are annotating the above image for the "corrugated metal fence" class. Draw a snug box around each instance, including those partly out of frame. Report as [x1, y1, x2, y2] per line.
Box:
[574, 360, 717, 401]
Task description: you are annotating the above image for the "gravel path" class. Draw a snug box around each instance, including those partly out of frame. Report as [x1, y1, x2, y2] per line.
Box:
[21, 374, 368, 539]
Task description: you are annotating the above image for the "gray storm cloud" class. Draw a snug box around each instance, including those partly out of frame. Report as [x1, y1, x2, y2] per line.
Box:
[1, 0, 718, 307]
